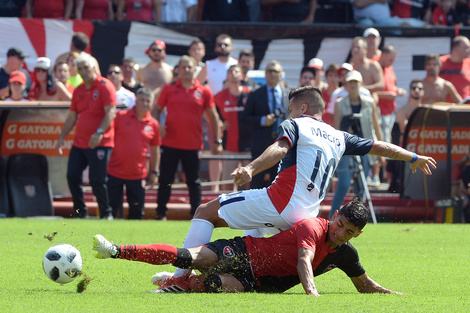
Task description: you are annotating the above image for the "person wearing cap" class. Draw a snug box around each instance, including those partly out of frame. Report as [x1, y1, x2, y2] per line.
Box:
[56, 53, 117, 219]
[325, 63, 372, 118]
[106, 64, 136, 109]
[29, 57, 72, 101]
[4, 71, 29, 102]
[330, 70, 379, 218]
[136, 39, 173, 115]
[0, 47, 31, 100]
[362, 28, 382, 61]
[307, 58, 326, 91]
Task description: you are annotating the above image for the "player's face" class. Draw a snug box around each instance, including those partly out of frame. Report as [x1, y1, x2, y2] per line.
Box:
[135, 94, 153, 113]
[328, 212, 363, 248]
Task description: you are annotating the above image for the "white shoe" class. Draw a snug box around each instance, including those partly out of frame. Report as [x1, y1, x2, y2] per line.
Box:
[151, 271, 173, 287]
[92, 234, 118, 259]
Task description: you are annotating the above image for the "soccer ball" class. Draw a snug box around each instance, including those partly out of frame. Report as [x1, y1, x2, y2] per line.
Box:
[43, 244, 82, 284]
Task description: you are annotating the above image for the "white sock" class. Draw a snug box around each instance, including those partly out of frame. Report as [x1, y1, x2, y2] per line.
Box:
[243, 229, 263, 237]
[173, 218, 215, 278]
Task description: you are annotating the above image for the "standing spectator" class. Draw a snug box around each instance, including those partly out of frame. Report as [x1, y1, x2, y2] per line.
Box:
[161, 0, 197, 21]
[262, 0, 317, 23]
[106, 64, 136, 109]
[25, 0, 73, 18]
[3, 71, 29, 102]
[120, 57, 145, 95]
[0, 47, 31, 100]
[56, 53, 117, 219]
[330, 71, 378, 218]
[439, 36, 470, 99]
[29, 57, 72, 101]
[363, 28, 382, 61]
[321, 63, 339, 126]
[376, 45, 406, 143]
[155, 55, 222, 220]
[188, 39, 206, 77]
[75, 0, 114, 20]
[66, 52, 84, 88]
[116, 0, 159, 21]
[53, 62, 75, 94]
[197, 34, 238, 95]
[214, 64, 252, 191]
[0, 0, 25, 17]
[197, 34, 238, 189]
[107, 87, 161, 219]
[243, 60, 289, 189]
[432, 0, 462, 26]
[202, 0, 249, 21]
[307, 58, 326, 90]
[422, 53, 462, 104]
[239, 49, 257, 90]
[136, 39, 173, 115]
[397, 79, 424, 140]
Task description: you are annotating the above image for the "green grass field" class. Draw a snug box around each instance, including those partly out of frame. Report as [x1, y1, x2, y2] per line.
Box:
[1, 218, 468, 312]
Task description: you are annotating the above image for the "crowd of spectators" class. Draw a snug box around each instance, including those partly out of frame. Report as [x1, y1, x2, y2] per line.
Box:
[2, 0, 470, 26]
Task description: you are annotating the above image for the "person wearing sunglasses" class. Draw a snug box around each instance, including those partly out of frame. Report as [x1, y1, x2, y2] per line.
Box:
[29, 57, 71, 101]
[107, 64, 136, 110]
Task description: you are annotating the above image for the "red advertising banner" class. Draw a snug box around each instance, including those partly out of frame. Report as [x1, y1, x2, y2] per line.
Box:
[405, 126, 470, 161]
[1, 122, 75, 157]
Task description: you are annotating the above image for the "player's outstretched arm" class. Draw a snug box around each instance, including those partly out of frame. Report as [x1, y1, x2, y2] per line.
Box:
[350, 273, 406, 295]
[231, 138, 290, 186]
[368, 141, 437, 175]
[297, 248, 320, 296]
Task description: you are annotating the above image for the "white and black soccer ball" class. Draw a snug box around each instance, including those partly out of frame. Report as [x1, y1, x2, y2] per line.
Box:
[43, 244, 82, 284]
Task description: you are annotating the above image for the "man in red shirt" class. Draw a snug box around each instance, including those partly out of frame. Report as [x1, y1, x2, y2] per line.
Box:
[93, 198, 404, 296]
[155, 55, 222, 220]
[107, 87, 161, 219]
[439, 36, 470, 99]
[57, 53, 116, 219]
[214, 64, 251, 191]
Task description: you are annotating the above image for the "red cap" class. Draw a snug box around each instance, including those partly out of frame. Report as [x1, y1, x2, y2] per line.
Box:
[145, 40, 167, 54]
[9, 71, 27, 85]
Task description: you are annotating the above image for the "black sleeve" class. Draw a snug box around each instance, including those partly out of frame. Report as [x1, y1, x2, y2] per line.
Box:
[314, 242, 365, 278]
[343, 132, 374, 156]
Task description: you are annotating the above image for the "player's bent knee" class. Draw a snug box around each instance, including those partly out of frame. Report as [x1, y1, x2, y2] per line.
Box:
[203, 274, 223, 293]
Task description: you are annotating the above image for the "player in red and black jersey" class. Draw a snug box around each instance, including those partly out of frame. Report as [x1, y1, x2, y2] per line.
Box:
[93, 198, 405, 296]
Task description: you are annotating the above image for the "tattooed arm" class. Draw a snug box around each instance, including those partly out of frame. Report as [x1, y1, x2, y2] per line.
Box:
[368, 141, 437, 175]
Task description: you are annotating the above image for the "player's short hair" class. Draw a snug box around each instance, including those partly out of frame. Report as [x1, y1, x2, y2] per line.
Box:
[338, 197, 369, 230]
[136, 86, 154, 100]
[71, 32, 89, 52]
[288, 85, 325, 114]
[425, 53, 442, 67]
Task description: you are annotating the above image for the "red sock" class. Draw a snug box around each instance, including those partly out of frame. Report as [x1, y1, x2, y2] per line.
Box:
[119, 244, 178, 265]
[188, 275, 207, 293]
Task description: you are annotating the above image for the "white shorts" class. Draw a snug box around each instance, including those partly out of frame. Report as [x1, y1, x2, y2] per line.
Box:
[218, 189, 291, 231]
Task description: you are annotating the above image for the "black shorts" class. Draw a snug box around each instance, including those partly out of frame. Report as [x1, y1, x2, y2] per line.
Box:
[205, 237, 257, 292]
